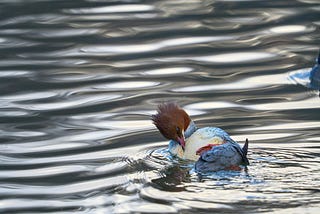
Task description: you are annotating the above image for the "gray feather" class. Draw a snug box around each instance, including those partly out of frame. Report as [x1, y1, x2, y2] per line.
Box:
[195, 139, 249, 173]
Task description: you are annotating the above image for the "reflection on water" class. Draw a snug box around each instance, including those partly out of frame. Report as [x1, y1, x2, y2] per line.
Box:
[0, 0, 320, 213]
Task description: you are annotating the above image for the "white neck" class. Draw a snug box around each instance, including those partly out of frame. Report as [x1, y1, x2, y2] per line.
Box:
[168, 120, 197, 159]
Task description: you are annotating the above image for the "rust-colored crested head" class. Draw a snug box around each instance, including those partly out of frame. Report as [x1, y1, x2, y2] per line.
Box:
[151, 103, 191, 148]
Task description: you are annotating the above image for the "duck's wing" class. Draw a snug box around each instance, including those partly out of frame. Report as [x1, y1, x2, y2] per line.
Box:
[222, 132, 250, 165]
[200, 138, 249, 166]
[195, 143, 245, 172]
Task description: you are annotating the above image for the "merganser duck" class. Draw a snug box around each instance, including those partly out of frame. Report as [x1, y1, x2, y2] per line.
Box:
[152, 103, 249, 172]
[310, 51, 320, 89]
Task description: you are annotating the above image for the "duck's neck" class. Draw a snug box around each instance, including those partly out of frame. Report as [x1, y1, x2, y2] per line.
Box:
[168, 120, 197, 158]
[185, 120, 197, 139]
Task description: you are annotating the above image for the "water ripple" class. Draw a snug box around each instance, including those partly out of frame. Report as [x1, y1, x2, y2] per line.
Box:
[0, 0, 320, 213]
[142, 67, 193, 76]
[269, 25, 314, 34]
[80, 36, 235, 55]
[174, 73, 288, 92]
[0, 165, 89, 178]
[194, 52, 277, 63]
[65, 4, 155, 14]
[0, 175, 129, 196]
[93, 81, 160, 90]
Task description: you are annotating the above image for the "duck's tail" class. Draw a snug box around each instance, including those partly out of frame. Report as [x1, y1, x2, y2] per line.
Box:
[242, 138, 249, 156]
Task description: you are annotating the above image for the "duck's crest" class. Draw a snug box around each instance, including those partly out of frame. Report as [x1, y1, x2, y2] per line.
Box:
[151, 102, 180, 125]
[157, 102, 180, 115]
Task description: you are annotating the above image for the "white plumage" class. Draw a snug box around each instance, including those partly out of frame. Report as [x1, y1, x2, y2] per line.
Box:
[169, 127, 228, 161]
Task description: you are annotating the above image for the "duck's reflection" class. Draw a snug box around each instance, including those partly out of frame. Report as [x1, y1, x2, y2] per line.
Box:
[150, 163, 250, 192]
[151, 165, 191, 192]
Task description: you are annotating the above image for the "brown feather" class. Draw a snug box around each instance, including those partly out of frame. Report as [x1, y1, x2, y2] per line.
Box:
[152, 103, 191, 141]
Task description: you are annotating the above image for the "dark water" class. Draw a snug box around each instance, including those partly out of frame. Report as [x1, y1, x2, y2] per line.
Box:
[0, 0, 320, 213]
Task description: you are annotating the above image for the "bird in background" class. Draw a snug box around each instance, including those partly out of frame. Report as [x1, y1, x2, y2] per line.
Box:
[152, 103, 249, 173]
[310, 50, 320, 90]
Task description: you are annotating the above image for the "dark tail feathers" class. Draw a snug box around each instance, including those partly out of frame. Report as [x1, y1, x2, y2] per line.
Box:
[242, 138, 249, 156]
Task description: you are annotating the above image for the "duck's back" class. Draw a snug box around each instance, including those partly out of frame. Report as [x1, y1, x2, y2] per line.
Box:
[184, 127, 230, 160]
[195, 142, 243, 172]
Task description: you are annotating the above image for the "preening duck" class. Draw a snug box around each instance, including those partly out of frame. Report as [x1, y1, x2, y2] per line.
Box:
[152, 103, 249, 172]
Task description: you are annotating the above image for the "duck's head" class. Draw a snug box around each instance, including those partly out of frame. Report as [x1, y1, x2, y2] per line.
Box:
[152, 103, 191, 150]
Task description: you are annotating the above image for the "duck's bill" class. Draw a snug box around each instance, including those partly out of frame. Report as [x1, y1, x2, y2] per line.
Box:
[177, 137, 186, 150]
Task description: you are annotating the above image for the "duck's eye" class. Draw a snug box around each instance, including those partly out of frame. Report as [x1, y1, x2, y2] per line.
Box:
[176, 127, 180, 134]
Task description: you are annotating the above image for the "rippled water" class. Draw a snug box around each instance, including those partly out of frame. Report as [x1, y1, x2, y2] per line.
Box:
[0, 0, 320, 213]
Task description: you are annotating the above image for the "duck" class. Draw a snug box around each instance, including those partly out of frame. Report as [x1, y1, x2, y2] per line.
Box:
[152, 102, 249, 172]
[310, 51, 320, 89]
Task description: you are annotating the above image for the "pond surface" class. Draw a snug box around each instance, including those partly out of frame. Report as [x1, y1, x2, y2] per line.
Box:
[0, 0, 320, 213]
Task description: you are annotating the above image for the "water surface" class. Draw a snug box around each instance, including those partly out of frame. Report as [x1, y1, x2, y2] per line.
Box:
[0, 0, 320, 213]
